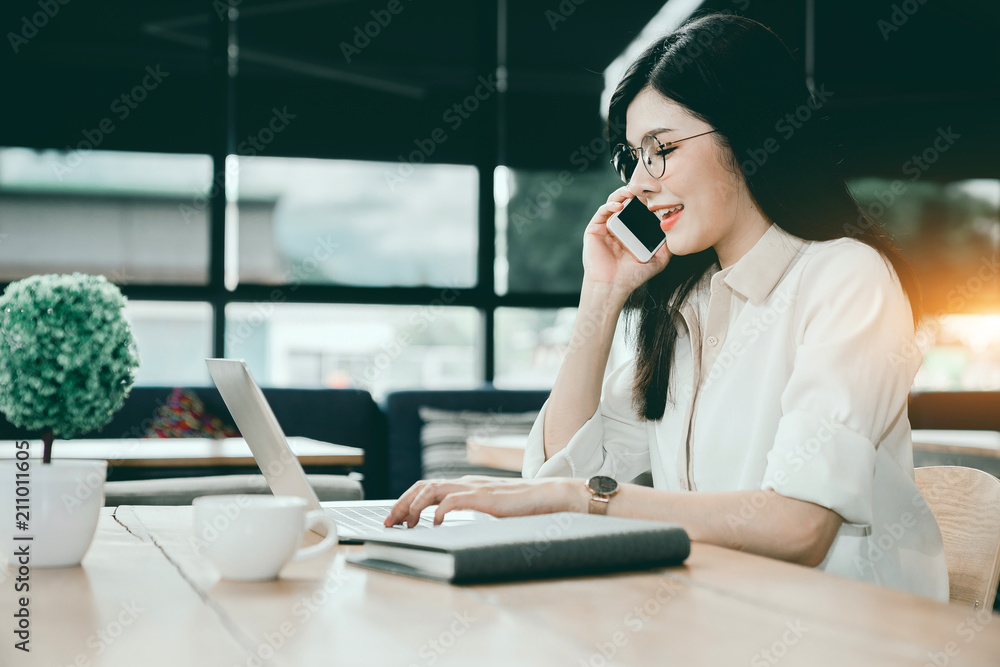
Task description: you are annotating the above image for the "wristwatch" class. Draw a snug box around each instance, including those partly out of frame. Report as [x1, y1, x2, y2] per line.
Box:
[586, 475, 619, 515]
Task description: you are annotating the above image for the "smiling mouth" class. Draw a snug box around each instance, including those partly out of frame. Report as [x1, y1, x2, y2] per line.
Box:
[657, 204, 684, 221]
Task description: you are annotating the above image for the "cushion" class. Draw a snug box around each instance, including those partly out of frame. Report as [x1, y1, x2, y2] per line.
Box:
[144, 388, 240, 439]
[382, 389, 551, 497]
[104, 474, 363, 506]
[418, 406, 538, 481]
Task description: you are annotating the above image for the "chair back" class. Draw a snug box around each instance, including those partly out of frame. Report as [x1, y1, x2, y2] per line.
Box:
[915, 466, 1000, 610]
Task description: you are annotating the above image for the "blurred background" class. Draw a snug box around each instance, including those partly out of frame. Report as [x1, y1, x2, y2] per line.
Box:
[0, 0, 997, 398]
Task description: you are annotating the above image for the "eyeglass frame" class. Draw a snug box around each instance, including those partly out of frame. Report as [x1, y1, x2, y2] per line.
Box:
[610, 129, 719, 184]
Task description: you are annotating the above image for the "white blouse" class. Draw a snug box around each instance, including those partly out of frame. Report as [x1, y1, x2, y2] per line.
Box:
[523, 224, 950, 601]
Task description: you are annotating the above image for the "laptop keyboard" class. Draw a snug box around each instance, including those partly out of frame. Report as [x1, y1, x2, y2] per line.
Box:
[327, 505, 434, 541]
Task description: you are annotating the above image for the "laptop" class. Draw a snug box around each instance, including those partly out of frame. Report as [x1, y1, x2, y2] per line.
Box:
[205, 358, 490, 543]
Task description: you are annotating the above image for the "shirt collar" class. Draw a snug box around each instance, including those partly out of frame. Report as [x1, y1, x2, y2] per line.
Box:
[721, 224, 805, 306]
[673, 225, 805, 337]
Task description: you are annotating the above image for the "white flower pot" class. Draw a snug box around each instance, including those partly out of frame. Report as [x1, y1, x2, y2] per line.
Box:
[0, 459, 107, 568]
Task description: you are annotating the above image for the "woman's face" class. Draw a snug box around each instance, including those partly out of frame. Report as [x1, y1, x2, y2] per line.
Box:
[624, 87, 762, 264]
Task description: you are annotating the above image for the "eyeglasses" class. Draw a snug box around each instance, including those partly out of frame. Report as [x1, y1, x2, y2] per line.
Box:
[610, 129, 718, 184]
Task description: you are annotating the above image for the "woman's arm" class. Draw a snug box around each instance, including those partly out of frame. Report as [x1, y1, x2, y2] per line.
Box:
[385, 477, 843, 567]
[600, 483, 843, 567]
[541, 281, 626, 460]
[541, 186, 671, 461]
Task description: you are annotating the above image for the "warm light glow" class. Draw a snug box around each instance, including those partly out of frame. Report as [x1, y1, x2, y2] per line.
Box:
[940, 314, 1000, 353]
[915, 314, 1000, 390]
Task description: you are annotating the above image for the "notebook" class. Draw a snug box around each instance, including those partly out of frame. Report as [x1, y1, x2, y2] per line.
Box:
[346, 512, 690, 584]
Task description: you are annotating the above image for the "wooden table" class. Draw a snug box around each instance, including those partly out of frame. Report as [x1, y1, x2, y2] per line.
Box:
[3, 506, 998, 667]
[0, 437, 365, 479]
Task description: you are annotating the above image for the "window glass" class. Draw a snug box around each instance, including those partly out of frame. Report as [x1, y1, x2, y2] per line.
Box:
[494, 307, 631, 389]
[236, 157, 478, 288]
[0, 148, 212, 285]
[225, 302, 480, 399]
[124, 301, 214, 386]
[497, 167, 621, 294]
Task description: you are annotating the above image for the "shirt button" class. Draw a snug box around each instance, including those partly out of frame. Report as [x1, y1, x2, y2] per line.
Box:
[706, 336, 718, 347]
[678, 477, 688, 490]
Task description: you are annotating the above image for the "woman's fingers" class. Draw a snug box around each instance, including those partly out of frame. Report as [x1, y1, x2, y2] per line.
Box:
[590, 193, 633, 228]
[385, 480, 432, 526]
[404, 482, 455, 527]
[385, 480, 473, 528]
[605, 185, 633, 204]
[433, 490, 482, 525]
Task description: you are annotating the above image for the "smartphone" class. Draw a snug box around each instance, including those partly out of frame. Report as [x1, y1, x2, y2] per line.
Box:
[606, 197, 667, 263]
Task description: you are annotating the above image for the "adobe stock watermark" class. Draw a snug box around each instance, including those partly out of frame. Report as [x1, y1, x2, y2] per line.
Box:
[701, 283, 797, 391]
[7, 0, 71, 54]
[356, 282, 461, 387]
[921, 607, 994, 667]
[579, 576, 684, 667]
[406, 611, 477, 667]
[665, 16, 728, 73]
[56, 405, 182, 514]
[877, 0, 931, 41]
[750, 620, 810, 666]
[433, 408, 537, 480]
[224, 235, 341, 350]
[852, 486, 935, 577]
[340, 0, 414, 63]
[189, 495, 252, 556]
[545, 0, 587, 31]
[847, 126, 960, 238]
[889, 254, 999, 370]
[230, 567, 353, 667]
[508, 117, 627, 237]
[233, 567, 353, 667]
[179, 106, 296, 224]
[189, 452, 303, 555]
[2, 326, 24, 352]
[60, 460, 109, 515]
[740, 84, 835, 177]
[74, 600, 145, 664]
[384, 74, 499, 191]
[51, 65, 171, 180]
[727, 418, 838, 530]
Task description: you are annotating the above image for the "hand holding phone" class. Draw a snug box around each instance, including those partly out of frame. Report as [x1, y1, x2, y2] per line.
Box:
[606, 196, 667, 263]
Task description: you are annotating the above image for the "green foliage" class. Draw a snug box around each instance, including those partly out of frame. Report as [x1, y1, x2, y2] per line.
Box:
[0, 273, 140, 439]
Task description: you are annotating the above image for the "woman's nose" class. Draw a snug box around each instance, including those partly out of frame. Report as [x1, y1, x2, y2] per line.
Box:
[627, 171, 658, 198]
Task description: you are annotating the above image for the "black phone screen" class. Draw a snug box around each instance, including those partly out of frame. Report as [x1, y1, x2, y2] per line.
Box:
[618, 198, 666, 252]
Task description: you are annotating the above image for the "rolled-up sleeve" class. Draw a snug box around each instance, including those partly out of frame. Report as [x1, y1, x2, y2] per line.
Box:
[522, 358, 651, 481]
[761, 243, 919, 527]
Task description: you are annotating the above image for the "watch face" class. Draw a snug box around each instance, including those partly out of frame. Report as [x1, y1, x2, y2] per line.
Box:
[588, 475, 618, 495]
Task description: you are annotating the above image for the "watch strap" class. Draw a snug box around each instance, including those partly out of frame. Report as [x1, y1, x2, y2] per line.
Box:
[588, 495, 611, 515]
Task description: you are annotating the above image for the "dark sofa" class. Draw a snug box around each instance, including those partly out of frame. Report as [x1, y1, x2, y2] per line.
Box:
[2, 388, 995, 501]
[382, 388, 550, 497]
[0, 386, 390, 497]
[0, 384, 550, 500]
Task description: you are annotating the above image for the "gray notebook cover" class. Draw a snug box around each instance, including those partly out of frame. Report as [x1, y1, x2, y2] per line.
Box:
[346, 512, 690, 584]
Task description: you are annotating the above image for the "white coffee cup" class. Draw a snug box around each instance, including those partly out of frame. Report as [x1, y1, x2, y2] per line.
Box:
[192, 495, 337, 581]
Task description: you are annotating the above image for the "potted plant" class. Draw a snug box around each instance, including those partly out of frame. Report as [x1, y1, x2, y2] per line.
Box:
[0, 273, 139, 567]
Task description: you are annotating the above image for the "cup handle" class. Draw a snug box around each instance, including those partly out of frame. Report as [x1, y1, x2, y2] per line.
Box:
[291, 510, 338, 562]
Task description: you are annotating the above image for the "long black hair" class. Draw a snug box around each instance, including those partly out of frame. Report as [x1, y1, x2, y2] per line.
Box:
[608, 12, 920, 420]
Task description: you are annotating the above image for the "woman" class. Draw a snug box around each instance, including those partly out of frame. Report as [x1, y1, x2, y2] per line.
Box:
[386, 12, 949, 600]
